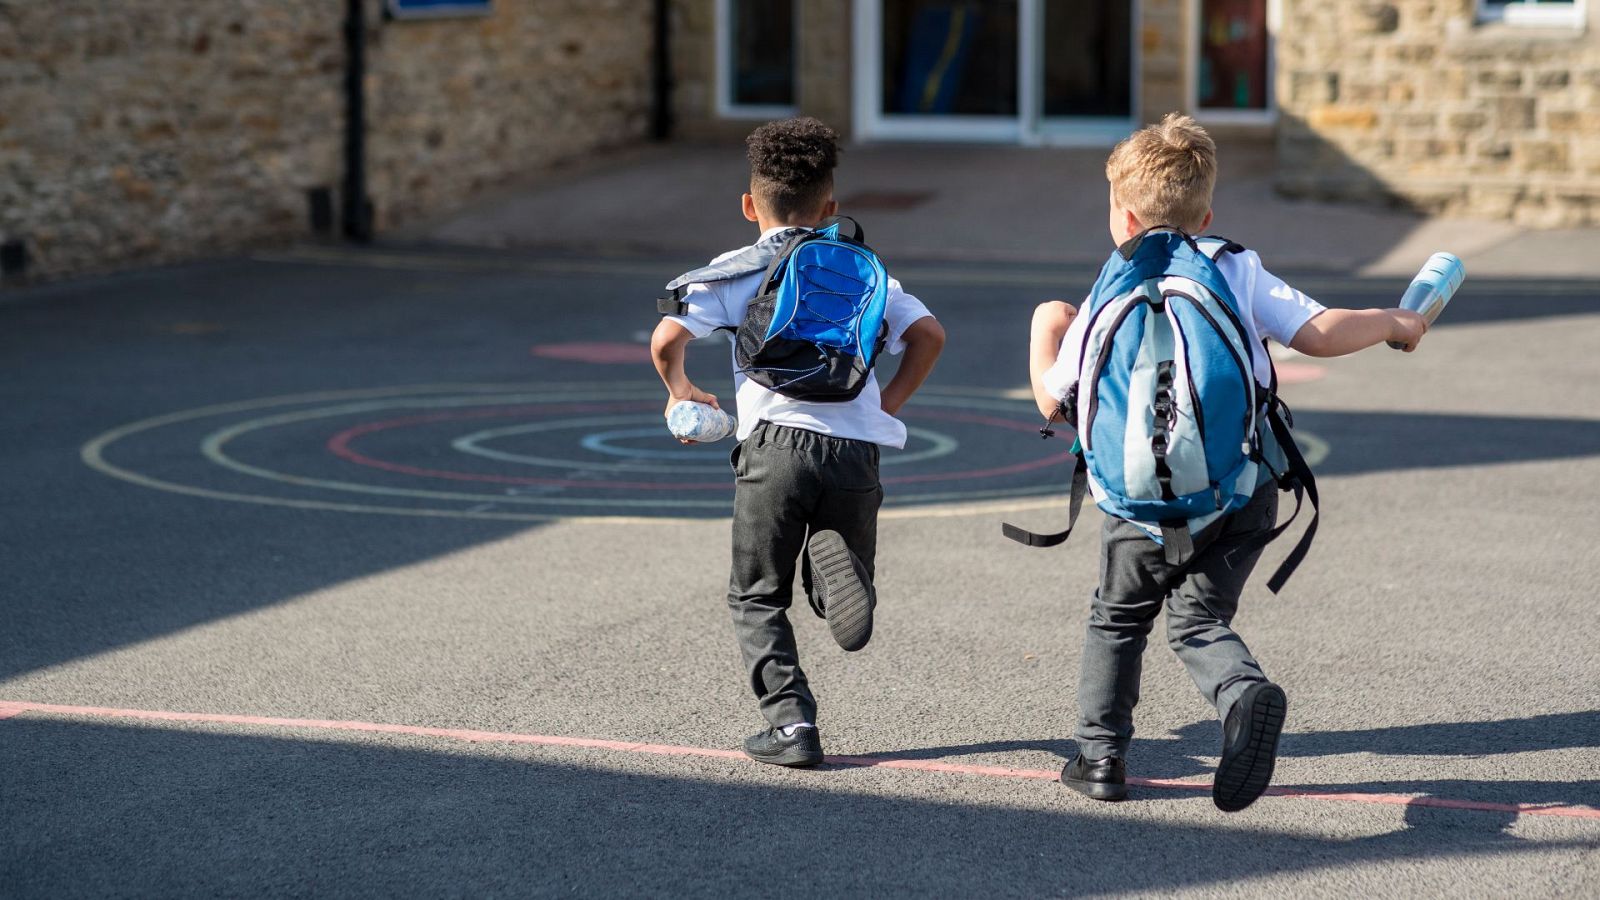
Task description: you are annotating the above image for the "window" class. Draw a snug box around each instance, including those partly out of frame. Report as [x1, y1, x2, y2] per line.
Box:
[1477, 0, 1585, 26]
[718, 0, 798, 118]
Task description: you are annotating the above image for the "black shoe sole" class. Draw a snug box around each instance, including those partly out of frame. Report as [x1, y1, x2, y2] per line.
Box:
[808, 530, 873, 652]
[1213, 682, 1288, 812]
[744, 744, 824, 768]
[1060, 774, 1129, 802]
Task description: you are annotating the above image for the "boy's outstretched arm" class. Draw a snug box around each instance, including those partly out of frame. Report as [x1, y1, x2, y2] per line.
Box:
[880, 316, 946, 415]
[651, 319, 718, 443]
[1290, 308, 1429, 356]
[1029, 301, 1077, 419]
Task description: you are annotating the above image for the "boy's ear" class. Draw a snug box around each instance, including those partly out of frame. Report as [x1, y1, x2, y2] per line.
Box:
[741, 193, 759, 223]
[1198, 209, 1214, 232]
[1123, 207, 1143, 239]
[821, 198, 838, 219]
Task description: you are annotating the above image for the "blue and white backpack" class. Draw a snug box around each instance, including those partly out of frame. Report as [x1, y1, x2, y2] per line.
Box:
[1003, 227, 1319, 593]
[657, 216, 890, 402]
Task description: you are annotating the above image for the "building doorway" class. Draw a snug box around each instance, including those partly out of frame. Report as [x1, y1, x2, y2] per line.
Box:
[854, 0, 1138, 144]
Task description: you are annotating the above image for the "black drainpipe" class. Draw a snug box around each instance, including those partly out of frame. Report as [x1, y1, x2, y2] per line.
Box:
[651, 0, 673, 141]
[342, 0, 374, 242]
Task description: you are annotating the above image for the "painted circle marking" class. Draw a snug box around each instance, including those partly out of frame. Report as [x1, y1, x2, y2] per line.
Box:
[82, 381, 1332, 523]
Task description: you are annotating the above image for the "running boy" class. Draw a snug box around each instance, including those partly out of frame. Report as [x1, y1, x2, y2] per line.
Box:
[1027, 114, 1427, 809]
[651, 117, 945, 767]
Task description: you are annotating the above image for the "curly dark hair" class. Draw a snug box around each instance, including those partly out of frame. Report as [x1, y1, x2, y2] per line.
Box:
[746, 117, 840, 221]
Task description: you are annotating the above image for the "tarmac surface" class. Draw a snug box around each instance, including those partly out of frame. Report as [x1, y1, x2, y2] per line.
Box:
[4, 143, 1600, 896]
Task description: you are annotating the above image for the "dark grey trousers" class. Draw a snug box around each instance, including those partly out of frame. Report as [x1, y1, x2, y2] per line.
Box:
[1074, 482, 1279, 760]
[727, 422, 882, 728]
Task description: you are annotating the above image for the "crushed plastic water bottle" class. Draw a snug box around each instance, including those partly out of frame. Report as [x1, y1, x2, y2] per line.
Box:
[667, 400, 738, 443]
[1389, 252, 1464, 350]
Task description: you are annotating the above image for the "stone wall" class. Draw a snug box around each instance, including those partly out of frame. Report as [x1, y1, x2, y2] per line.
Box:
[0, 0, 652, 280]
[1276, 0, 1600, 226]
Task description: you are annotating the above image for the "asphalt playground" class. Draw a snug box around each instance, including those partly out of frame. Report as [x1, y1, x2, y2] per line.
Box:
[3, 225, 1599, 895]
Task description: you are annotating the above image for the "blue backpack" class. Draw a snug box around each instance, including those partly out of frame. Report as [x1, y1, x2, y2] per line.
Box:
[1003, 227, 1319, 593]
[657, 217, 890, 402]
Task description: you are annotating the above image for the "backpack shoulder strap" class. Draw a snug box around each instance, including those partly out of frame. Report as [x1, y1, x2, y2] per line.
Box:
[657, 227, 811, 315]
[1196, 235, 1246, 262]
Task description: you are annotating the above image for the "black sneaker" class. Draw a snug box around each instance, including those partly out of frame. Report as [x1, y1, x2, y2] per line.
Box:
[806, 530, 875, 652]
[1060, 753, 1128, 802]
[1213, 681, 1288, 812]
[743, 726, 824, 768]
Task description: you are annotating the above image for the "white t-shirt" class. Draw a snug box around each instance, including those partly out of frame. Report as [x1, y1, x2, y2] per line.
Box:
[667, 227, 935, 449]
[1041, 248, 1325, 401]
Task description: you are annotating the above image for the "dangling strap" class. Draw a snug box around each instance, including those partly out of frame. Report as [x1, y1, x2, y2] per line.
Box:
[1159, 520, 1194, 566]
[656, 288, 687, 315]
[1002, 452, 1088, 548]
[1262, 399, 1320, 592]
[1224, 398, 1321, 592]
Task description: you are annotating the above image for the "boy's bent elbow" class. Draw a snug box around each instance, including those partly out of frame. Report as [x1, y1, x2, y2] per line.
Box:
[651, 318, 691, 356]
[906, 316, 946, 353]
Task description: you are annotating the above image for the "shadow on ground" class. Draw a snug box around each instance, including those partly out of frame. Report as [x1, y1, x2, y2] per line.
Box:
[856, 709, 1600, 824]
[3, 719, 1590, 898]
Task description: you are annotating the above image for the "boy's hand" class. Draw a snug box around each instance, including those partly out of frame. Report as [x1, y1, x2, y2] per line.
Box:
[665, 385, 719, 444]
[665, 384, 719, 416]
[1387, 309, 1428, 352]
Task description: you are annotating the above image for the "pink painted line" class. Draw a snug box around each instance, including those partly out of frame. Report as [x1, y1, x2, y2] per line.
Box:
[4, 701, 1597, 821]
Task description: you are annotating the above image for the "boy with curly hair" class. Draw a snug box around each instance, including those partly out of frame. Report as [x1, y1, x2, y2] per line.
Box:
[1028, 114, 1427, 809]
[651, 117, 945, 766]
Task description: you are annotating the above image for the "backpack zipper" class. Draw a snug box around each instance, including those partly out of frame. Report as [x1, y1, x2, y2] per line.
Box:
[1163, 291, 1206, 447]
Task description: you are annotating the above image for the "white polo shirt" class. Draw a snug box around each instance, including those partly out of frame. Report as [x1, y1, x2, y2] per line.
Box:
[1041, 248, 1326, 400]
[667, 228, 935, 449]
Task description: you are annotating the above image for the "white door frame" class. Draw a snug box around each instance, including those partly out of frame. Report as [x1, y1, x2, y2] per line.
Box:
[853, 0, 1139, 145]
[1185, 0, 1279, 126]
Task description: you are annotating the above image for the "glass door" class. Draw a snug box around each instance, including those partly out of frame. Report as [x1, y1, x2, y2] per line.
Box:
[855, 0, 1137, 143]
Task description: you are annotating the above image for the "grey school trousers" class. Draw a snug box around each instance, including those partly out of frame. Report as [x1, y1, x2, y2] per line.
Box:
[727, 422, 882, 728]
[1074, 482, 1279, 761]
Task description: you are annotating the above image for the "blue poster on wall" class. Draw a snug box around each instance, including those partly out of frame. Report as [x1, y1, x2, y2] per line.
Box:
[387, 0, 492, 19]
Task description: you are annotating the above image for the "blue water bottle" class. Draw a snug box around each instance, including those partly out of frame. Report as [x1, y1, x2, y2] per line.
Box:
[1388, 252, 1465, 350]
[667, 400, 738, 443]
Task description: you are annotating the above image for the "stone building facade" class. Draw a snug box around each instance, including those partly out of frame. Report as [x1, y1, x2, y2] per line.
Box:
[673, 1, 1600, 226]
[0, 0, 653, 280]
[1276, 0, 1600, 227]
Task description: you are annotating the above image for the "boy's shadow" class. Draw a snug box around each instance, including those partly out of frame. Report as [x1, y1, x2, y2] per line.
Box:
[863, 710, 1600, 824]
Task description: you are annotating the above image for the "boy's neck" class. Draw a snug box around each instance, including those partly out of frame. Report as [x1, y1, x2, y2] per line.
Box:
[757, 217, 825, 234]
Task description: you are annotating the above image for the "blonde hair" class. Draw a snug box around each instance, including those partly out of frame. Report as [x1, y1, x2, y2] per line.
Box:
[1105, 113, 1217, 233]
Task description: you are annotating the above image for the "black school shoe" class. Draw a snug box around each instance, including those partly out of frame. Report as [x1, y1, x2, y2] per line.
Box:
[743, 726, 824, 768]
[806, 530, 875, 652]
[1060, 754, 1128, 802]
[1213, 681, 1289, 812]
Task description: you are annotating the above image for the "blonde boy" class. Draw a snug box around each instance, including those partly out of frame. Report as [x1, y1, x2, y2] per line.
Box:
[1029, 114, 1427, 809]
